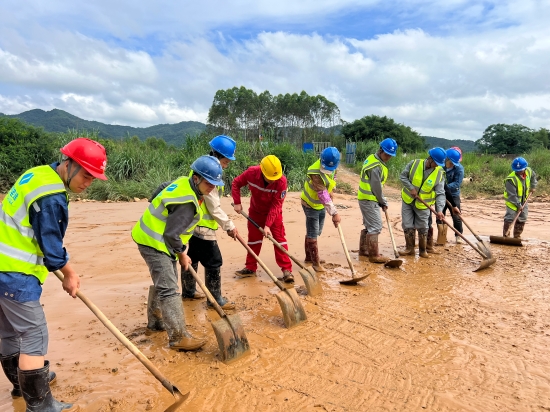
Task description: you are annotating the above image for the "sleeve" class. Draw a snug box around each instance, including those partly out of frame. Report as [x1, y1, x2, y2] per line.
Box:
[163, 202, 197, 255]
[399, 161, 416, 191]
[446, 166, 464, 191]
[505, 179, 520, 209]
[434, 180, 446, 212]
[149, 181, 174, 203]
[310, 174, 338, 215]
[266, 178, 287, 228]
[231, 168, 250, 206]
[29, 193, 69, 272]
[531, 170, 538, 190]
[444, 184, 457, 207]
[368, 166, 387, 207]
[204, 189, 235, 231]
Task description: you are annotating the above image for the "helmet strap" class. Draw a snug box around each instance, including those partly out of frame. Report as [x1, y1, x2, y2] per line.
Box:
[66, 159, 82, 189]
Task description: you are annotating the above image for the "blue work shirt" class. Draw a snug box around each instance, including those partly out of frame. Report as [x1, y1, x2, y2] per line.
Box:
[0, 163, 69, 302]
[445, 163, 464, 197]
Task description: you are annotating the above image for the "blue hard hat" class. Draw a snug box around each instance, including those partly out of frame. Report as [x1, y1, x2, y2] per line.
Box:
[428, 147, 446, 167]
[446, 148, 461, 166]
[380, 138, 398, 157]
[190, 155, 224, 186]
[320, 147, 341, 171]
[511, 157, 528, 172]
[209, 135, 236, 160]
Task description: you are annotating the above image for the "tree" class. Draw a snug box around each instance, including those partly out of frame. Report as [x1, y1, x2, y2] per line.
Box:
[476, 123, 535, 154]
[533, 127, 550, 149]
[340, 115, 426, 153]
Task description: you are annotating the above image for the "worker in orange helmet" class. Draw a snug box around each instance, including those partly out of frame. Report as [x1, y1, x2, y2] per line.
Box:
[0, 137, 107, 411]
[232, 155, 294, 283]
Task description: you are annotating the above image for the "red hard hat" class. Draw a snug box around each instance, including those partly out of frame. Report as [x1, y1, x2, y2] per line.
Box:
[60, 138, 108, 180]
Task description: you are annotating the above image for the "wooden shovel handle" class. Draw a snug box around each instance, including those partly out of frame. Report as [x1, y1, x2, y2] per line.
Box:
[384, 209, 399, 258]
[337, 224, 355, 276]
[507, 192, 531, 237]
[186, 266, 226, 318]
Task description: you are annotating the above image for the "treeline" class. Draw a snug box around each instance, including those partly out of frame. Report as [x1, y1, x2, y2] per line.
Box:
[476, 124, 550, 154]
[207, 86, 340, 144]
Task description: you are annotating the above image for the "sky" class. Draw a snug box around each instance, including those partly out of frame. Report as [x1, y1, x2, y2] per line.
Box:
[0, 0, 549, 141]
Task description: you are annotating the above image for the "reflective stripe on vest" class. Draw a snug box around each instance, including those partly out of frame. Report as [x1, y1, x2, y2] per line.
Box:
[357, 154, 388, 201]
[300, 159, 336, 210]
[0, 165, 67, 283]
[504, 168, 532, 211]
[401, 160, 444, 209]
[131, 176, 202, 256]
[196, 185, 221, 230]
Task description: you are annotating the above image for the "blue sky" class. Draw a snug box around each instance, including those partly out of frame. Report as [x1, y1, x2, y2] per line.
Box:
[0, 0, 548, 140]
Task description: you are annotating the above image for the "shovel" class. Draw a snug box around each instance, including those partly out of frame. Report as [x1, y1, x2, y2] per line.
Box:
[187, 266, 250, 363]
[414, 197, 496, 272]
[234, 233, 307, 328]
[383, 209, 403, 268]
[337, 224, 369, 285]
[237, 208, 322, 297]
[489, 193, 531, 246]
[53, 270, 189, 410]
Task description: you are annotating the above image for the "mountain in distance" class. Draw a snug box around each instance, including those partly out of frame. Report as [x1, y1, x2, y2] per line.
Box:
[0, 109, 206, 146]
[422, 136, 477, 152]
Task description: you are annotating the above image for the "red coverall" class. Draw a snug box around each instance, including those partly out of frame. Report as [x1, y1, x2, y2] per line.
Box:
[232, 166, 292, 273]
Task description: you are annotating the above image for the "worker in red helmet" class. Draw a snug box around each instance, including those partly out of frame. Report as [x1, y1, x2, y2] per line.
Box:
[0, 137, 107, 411]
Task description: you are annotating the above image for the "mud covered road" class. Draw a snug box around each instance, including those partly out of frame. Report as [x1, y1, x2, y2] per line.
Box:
[1, 172, 549, 411]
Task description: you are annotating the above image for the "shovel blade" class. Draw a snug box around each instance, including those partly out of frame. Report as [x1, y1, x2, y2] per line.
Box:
[384, 259, 403, 268]
[339, 274, 370, 285]
[163, 388, 190, 412]
[473, 257, 497, 272]
[298, 268, 323, 296]
[211, 314, 250, 363]
[489, 235, 523, 246]
[275, 288, 307, 329]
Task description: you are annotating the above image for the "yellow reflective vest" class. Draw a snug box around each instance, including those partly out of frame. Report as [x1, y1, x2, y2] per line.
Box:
[504, 168, 532, 211]
[401, 159, 444, 209]
[132, 176, 202, 256]
[0, 165, 68, 283]
[358, 154, 388, 202]
[301, 159, 336, 210]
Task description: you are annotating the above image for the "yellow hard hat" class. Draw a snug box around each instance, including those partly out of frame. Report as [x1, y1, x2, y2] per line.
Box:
[260, 155, 283, 180]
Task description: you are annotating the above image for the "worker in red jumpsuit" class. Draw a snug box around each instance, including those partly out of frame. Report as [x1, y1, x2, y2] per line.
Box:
[232, 155, 294, 283]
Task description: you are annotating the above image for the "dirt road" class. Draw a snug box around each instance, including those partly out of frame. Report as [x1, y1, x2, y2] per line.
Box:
[1, 171, 549, 411]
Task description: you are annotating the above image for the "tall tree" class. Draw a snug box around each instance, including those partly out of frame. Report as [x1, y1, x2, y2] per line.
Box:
[476, 123, 535, 154]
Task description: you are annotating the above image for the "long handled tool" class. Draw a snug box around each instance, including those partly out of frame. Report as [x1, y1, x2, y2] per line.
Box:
[414, 198, 496, 272]
[234, 233, 307, 328]
[337, 224, 369, 285]
[383, 210, 403, 268]
[53, 270, 189, 410]
[238, 208, 322, 296]
[187, 266, 250, 363]
[489, 193, 531, 246]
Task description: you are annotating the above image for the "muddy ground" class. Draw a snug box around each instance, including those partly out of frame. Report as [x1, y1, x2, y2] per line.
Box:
[1, 169, 549, 411]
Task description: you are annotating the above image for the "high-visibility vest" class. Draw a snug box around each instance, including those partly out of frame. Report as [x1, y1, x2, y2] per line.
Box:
[132, 176, 202, 256]
[0, 165, 68, 283]
[358, 154, 388, 201]
[301, 159, 336, 210]
[401, 159, 444, 209]
[504, 168, 532, 211]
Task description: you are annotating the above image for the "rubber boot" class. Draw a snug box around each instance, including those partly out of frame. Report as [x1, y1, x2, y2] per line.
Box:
[435, 224, 447, 245]
[399, 229, 416, 256]
[306, 238, 326, 272]
[426, 227, 441, 254]
[359, 229, 369, 257]
[366, 234, 390, 263]
[159, 295, 206, 351]
[205, 268, 235, 310]
[181, 263, 205, 300]
[503, 221, 512, 237]
[513, 221, 525, 239]
[1, 353, 57, 399]
[305, 236, 325, 264]
[418, 229, 429, 258]
[18, 361, 73, 411]
[146, 286, 165, 332]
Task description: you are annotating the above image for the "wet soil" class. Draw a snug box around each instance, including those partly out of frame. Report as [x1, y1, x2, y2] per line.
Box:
[1, 171, 550, 411]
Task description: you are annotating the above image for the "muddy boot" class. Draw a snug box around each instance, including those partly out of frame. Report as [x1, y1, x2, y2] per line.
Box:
[159, 295, 206, 351]
[513, 221, 525, 239]
[418, 229, 429, 258]
[426, 227, 441, 254]
[18, 361, 73, 411]
[282, 270, 295, 283]
[304, 236, 325, 264]
[146, 286, 165, 332]
[306, 238, 326, 272]
[1, 353, 57, 399]
[502, 221, 513, 237]
[235, 268, 256, 278]
[181, 263, 205, 300]
[366, 234, 390, 263]
[399, 229, 416, 256]
[359, 229, 369, 257]
[435, 224, 447, 245]
[206, 268, 235, 311]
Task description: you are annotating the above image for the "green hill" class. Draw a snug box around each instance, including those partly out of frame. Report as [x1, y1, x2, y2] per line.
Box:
[0, 109, 206, 146]
[422, 136, 477, 152]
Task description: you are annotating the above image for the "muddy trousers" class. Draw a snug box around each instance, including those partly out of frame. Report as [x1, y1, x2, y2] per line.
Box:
[244, 210, 292, 273]
[439, 195, 463, 235]
[401, 201, 430, 230]
[358, 199, 383, 235]
[181, 236, 223, 299]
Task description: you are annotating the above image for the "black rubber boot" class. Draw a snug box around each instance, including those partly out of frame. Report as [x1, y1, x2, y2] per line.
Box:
[159, 295, 206, 351]
[146, 286, 165, 332]
[181, 262, 200, 299]
[366, 234, 390, 263]
[205, 268, 235, 310]
[1, 353, 56, 398]
[399, 229, 416, 256]
[513, 221, 525, 239]
[503, 221, 513, 237]
[426, 227, 441, 254]
[18, 361, 72, 411]
[359, 229, 369, 257]
[418, 229, 429, 258]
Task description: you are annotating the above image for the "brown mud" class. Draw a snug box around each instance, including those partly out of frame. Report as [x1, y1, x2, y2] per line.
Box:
[1, 171, 550, 411]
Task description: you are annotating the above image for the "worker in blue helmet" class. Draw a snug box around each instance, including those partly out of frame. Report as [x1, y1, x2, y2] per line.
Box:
[399, 148, 446, 258]
[503, 157, 537, 238]
[301, 147, 341, 272]
[357, 138, 398, 263]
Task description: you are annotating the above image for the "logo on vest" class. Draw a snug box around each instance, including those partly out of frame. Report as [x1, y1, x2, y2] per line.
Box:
[427, 179, 433, 184]
[19, 173, 35, 186]
[166, 184, 178, 192]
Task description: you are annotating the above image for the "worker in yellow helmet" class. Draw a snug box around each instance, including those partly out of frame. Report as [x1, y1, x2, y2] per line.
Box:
[232, 155, 294, 283]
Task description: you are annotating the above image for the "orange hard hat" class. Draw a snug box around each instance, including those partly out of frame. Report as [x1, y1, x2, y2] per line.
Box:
[60, 138, 108, 180]
[260, 155, 282, 180]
